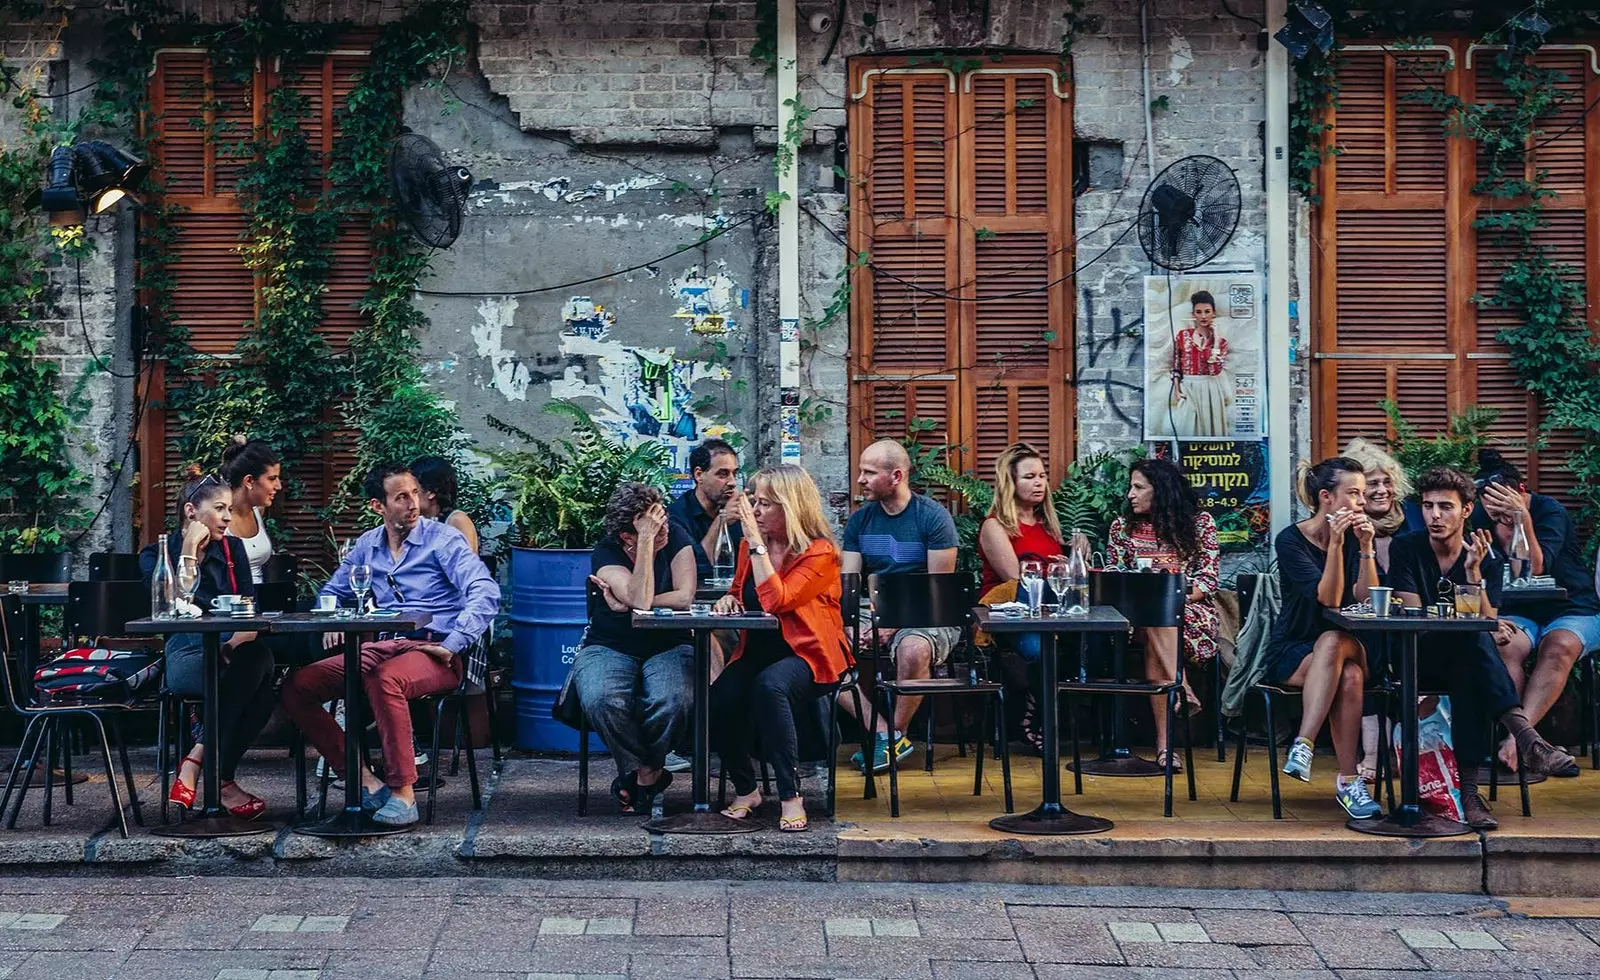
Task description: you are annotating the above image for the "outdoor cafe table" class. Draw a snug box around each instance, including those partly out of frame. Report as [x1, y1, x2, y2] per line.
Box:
[275, 610, 432, 839]
[974, 605, 1129, 836]
[631, 608, 778, 834]
[1325, 609, 1496, 838]
[126, 613, 281, 838]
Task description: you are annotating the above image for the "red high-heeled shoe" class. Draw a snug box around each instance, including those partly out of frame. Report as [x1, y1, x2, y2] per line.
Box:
[222, 781, 266, 820]
[167, 771, 197, 810]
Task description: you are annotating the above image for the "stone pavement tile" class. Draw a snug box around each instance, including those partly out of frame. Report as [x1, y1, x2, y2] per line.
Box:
[1191, 909, 1306, 945]
[424, 946, 629, 976]
[6, 951, 124, 979]
[625, 953, 731, 980]
[930, 960, 1037, 980]
[1108, 923, 1161, 944]
[1412, 947, 1513, 972]
[1117, 942, 1256, 969]
[727, 951, 935, 979]
[111, 949, 328, 980]
[1242, 944, 1327, 970]
[873, 919, 920, 938]
[1396, 927, 1454, 949]
[1013, 887, 1280, 912]
[1034, 967, 1235, 979]
[1010, 921, 1123, 966]
[138, 899, 337, 951]
[534, 936, 725, 958]
[1152, 923, 1208, 944]
[914, 912, 1016, 941]
[440, 898, 629, 952]
[1287, 913, 1427, 971]
[583, 918, 632, 936]
[251, 915, 304, 933]
[1576, 920, 1600, 943]
[0, 903, 159, 955]
[1229, 972, 1337, 980]
[240, 906, 447, 951]
[318, 949, 430, 980]
[1447, 929, 1507, 950]
[911, 894, 1012, 917]
[538, 919, 587, 937]
[826, 937, 1022, 963]
[632, 898, 729, 937]
[1337, 973, 1506, 980]
[1484, 918, 1600, 973]
[826, 918, 872, 938]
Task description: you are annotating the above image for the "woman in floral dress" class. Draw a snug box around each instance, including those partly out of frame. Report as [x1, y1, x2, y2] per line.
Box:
[1107, 458, 1221, 770]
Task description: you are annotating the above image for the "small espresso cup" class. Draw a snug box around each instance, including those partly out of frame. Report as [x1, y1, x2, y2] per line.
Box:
[210, 594, 242, 613]
[315, 594, 339, 613]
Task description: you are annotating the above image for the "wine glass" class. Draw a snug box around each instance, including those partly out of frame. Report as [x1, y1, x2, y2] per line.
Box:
[350, 563, 373, 615]
[1046, 558, 1069, 610]
[176, 558, 199, 612]
[1019, 560, 1044, 617]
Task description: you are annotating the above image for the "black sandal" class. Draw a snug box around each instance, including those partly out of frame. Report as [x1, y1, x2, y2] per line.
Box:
[632, 770, 673, 812]
[611, 772, 641, 814]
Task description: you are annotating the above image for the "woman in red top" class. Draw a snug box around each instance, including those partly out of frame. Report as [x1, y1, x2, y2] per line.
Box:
[1166, 290, 1231, 438]
[711, 465, 850, 833]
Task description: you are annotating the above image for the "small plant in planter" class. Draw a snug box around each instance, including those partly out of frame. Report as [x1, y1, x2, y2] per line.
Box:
[488, 399, 675, 549]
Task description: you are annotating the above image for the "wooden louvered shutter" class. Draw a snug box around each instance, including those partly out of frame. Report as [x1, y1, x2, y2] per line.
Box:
[1315, 45, 1457, 452]
[849, 57, 1074, 491]
[960, 72, 1072, 482]
[850, 68, 960, 469]
[140, 47, 375, 545]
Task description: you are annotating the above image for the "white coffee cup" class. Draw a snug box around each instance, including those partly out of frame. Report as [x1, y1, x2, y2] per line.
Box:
[210, 594, 241, 613]
[315, 594, 339, 612]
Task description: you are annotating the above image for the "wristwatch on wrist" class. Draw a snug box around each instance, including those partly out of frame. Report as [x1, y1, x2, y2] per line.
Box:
[750, 544, 769, 556]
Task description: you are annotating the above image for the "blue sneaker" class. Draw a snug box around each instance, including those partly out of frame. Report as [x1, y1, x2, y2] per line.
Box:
[851, 733, 915, 773]
[1336, 775, 1382, 820]
[360, 785, 391, 813]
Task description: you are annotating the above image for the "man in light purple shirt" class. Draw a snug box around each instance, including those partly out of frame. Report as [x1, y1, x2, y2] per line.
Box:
[282, 463, 500, 827]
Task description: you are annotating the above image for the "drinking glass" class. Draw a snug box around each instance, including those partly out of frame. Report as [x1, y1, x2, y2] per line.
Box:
[176, 559, 198, 605]
[1046, 558, 1069, 610]
[1019, 560, 1044, 617]
[350, 563, 373, 614]
[1454, 582, 1483, 618]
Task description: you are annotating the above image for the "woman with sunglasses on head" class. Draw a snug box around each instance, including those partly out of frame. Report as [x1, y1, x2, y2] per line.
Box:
[139, 467, 277, 819]
[221, 436, 283, 585]
[1106, 458, 1218, 771]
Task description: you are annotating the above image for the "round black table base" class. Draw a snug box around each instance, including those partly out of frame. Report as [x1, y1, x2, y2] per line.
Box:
[151, 815, 279, 838]
[1346, 812, 1472, 838]
[642, 810, 761, 835]
[1068, 755, 1167, 778]
[990, 804, 1114, 836]
[28, 769, 89, 787]
[293, 810, 413, 838]
[1473, 765, 1547, 786]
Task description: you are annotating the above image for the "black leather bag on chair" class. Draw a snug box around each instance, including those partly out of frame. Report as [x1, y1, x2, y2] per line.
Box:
[552, 664, 585, 731]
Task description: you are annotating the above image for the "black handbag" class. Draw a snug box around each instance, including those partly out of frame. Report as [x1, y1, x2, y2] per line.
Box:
[551, 663, 585, 730]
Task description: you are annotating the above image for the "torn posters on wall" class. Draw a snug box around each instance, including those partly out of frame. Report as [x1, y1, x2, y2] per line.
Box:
[1144, 272, 1264, 442]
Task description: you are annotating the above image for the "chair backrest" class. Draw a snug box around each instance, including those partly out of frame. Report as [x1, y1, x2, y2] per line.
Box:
[1091, 570, 1184, 628]
[255, 581, 298, 614]
[65, 581, 149, 647]
[867, 571, 974, 631]
[840, 572, 862, 667]
[261, 553, 298, 585]
[0, 552, 71, 585]
[89, 552, 143, 582]
[0, 594, 22, 711]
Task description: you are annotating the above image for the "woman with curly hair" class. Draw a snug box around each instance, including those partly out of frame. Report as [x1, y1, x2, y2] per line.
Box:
[1106, 458, 1219, 770]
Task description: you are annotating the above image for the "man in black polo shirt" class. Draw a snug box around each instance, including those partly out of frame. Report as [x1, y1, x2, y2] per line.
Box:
[1469, 449, 1599, 775]
[1389, 467, 1574, 829]
[666, 438, 743, 583]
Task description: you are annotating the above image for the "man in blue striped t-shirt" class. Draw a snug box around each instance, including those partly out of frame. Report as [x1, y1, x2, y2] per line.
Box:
[840, 440, 961, 773]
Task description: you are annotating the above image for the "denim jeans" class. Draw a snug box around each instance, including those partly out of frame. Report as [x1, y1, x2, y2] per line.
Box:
[572, 643, 693, 777]
[164, 631, 276, 782]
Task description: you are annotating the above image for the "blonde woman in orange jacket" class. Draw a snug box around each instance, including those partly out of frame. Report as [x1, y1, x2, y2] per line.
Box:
[711, 465, 851, 832]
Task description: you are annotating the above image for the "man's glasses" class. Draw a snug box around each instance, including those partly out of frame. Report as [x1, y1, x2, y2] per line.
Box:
[386, 572, 407, 604]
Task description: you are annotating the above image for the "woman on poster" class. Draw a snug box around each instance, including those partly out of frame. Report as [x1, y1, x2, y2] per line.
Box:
[1166, 290, 1231, 438]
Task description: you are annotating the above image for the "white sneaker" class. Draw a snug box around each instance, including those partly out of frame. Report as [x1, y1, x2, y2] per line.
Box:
[663, 752, 692, 773]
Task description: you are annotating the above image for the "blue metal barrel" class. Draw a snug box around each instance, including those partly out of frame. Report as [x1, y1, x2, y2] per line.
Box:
[509, 546, 604, 753]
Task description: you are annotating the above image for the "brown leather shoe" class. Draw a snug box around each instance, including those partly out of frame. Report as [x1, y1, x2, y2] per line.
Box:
[1517, 732, 1577, 777]
[1462, 791, 1497, 831]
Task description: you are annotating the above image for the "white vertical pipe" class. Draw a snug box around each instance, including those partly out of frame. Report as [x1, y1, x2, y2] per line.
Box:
[777, 0, 801, 391]
[1266, 0, 1293, 539]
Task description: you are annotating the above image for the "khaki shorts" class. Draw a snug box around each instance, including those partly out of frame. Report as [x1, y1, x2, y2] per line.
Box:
[888, 626, 961, 668]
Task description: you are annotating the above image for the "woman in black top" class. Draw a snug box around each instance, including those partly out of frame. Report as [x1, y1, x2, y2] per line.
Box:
[138, 469, 277, 819]
[412, 455, 480, 553]
[1263, 457, 1382, 820]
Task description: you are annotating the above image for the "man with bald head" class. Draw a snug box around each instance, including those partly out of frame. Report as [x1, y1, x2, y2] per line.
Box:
[840, 439, 961, 772]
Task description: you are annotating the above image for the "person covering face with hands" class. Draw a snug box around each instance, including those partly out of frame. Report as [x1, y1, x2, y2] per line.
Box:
[1386, 467, 1573, 829]
[281, 463, 500, 828]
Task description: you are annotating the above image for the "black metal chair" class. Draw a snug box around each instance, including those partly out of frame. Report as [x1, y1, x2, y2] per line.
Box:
[0, 553, 71, 585]
[0, 594, 143, 837]
[868, 572, 1012, 819]
[254, 582, 298, 613]
[261, 554, 299, 585]
[1062, 571, 1195, 817]
[1580, 652, 1600, 771]
[88, 552, 142, 583]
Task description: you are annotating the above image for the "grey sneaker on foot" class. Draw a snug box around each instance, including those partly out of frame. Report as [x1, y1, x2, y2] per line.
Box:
[371, 796, 419, 826]
[360, 785, 391, 813]
[1283, 738, 1315, 782]
[1336, 776, 1381, 820]
[663, 752, 693, 773]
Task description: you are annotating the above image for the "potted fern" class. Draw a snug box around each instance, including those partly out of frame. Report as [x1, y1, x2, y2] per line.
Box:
[489, 399, 675, 752]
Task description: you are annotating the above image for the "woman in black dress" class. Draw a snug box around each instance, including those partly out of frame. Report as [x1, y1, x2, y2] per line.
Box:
[1263, 456, 1382, 821]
